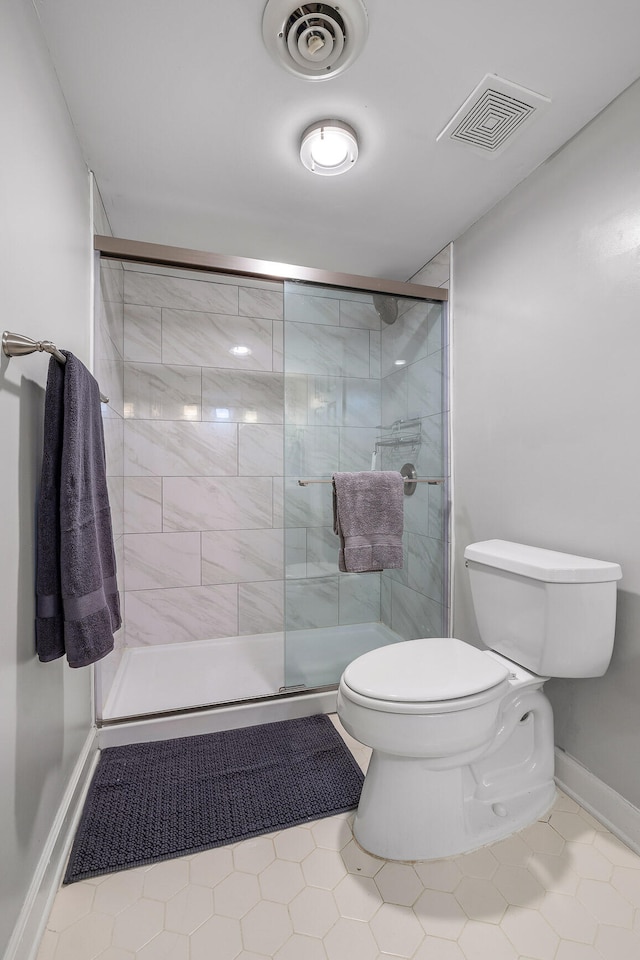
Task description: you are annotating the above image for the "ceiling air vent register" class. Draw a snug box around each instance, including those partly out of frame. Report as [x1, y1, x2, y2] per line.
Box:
[262, 0, 369, 80]
[438, 75, 551, 155]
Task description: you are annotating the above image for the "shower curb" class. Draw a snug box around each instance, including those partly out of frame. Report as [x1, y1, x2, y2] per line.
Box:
[97, 689, 338, 749]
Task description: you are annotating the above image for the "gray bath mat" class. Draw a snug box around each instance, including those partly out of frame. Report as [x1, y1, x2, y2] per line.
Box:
[64, 714, 363, 884]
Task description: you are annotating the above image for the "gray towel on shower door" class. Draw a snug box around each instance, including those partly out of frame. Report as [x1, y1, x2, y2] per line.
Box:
[35, 352, 121, 667]
[332, 471, 404, 572]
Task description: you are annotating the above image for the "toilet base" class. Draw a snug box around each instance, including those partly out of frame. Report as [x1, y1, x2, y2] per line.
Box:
[353, 748, 556, 860]
[347, 686, 557, 861]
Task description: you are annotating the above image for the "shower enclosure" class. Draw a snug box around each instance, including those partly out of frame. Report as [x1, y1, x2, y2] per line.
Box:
[93, 240, 448, 724]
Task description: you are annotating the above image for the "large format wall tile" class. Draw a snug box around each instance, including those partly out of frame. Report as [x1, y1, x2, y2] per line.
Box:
[339, 427, 378, 472]
[413, 414, 444, 479]
[100, 260, 124, 304]
[381, 573, 392, 626]
[123, 477, 162, 533]
[369, 330, 381, 379]
[124, 270, 238, 314]
[426, 301, 444, 355]
[407, 533, 445, 603]
[96, 357, 124, 419]
[201, 529, 283, 584]
[390, 580, 444, 640]
[238, 580, 284, 634]
[272, 320, 284, 373]
[238, 423, 284, 476]
[339, 572, 381, 624]
[407, 350, 444, 418]
[339, 299, 381, 330]
[125, 583, 238, 645]
[285, 323, 370, 377]
[123, 532, 201, 590]
[284, 374, 309, 425]
[202, 370, 284, 423]
[305, 376, 381, 428]
[285, 425, 339, 476]
[163, 477, 273, 531]
[103, 417, 124, 476]
[285, 528, 307, 575]
[239, 286, 283, 320]
[162, 309, 273, 370]
[428, 482, 445, 540]
[382, 534, 409, 588]
[381, 365, 409, 426]
[97, 298, 124, 360]
[124, 362, 201, 420]
[306, 525, 338, 577]
[284, 478, 333, 528]
[285, 576, 339, 630]
[380, 302, 431, 377]
[285, 293, 340, 325]
[124, 420, 237, 476]
[404, 484, 430, 537]
[107, 478, 124, 539]
[123, 304, 162, 362]
[114, 266, 446, 662]
[272, 476, 284, 527]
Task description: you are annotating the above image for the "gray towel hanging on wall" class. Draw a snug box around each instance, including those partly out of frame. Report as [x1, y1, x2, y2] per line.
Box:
[35, 352, 121, 667]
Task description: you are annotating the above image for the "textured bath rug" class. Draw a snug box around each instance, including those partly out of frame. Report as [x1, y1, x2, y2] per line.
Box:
[63, 714, 363, 883]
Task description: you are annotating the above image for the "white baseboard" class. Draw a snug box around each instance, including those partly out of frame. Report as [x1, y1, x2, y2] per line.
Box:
[4, 731, 99, 960]
[98, 689, 338, 749]
[554, 747, 640, 855]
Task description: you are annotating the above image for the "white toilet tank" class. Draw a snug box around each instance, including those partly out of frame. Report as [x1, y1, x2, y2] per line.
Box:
[464, 540, 622, 678]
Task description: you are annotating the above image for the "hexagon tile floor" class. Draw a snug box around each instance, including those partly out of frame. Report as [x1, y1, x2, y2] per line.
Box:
[36, 716, 640, 960]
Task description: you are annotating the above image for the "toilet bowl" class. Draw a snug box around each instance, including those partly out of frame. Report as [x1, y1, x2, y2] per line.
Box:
[337, 539, 622, 861]
[338, 638, 556, 860]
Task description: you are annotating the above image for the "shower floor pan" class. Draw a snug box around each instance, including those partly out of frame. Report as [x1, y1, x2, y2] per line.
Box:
[101, 622, 405, 722]
[101, 632, 285, 721]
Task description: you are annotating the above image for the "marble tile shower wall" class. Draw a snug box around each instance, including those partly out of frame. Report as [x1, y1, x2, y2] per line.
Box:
[120, 267, 286, 647]
[283, 286, 384, 631]
[104, 264, 446, 654]
[378, 298, 447, 640]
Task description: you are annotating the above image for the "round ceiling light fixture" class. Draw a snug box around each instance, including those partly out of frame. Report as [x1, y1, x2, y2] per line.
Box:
[300, 120, 359, 176]
[262, 0, 368, 81]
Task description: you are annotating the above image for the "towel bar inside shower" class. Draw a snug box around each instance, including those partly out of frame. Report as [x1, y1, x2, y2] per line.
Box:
[296, 478, 445, 485]
[2, 331, 109, 403]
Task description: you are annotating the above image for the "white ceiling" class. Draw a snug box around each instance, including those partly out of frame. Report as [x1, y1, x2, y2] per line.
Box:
[36, 0, 640, 281]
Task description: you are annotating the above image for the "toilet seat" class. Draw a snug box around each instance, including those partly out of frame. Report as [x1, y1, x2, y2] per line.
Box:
[341, 637, 511, 715]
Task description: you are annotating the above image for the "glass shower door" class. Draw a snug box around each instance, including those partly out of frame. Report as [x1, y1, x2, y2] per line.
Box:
[282, 280, 448, 691]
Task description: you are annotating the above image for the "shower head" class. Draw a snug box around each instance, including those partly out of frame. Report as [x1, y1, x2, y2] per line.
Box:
[373, 294, 398, 325]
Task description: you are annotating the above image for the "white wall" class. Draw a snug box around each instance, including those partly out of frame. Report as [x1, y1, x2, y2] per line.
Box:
[452, 78, 640, 808]
[0, 0, 93, 953]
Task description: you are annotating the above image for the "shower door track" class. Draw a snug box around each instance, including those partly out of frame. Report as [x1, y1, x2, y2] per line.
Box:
[94, 235, 448, 301]
[97, 682, 339, 729]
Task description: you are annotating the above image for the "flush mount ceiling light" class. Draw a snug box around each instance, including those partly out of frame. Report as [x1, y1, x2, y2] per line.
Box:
[300, 120, 359, 176]
[262, 0, 368, 81]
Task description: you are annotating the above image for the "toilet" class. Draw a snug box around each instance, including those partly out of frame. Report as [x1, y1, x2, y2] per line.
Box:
[337, 539, 622, 861]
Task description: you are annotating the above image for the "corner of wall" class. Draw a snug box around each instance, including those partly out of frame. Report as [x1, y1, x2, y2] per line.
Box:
[4, 731, 99, 960]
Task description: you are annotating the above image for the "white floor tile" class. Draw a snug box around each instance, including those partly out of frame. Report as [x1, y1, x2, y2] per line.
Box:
[33, 721, 640, 960]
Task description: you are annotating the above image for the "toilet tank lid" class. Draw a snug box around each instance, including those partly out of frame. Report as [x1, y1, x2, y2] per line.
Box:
[464, 540, 622, 583]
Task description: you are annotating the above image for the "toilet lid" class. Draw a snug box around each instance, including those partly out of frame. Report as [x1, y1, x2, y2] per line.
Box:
[342, 637, 511, 703]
